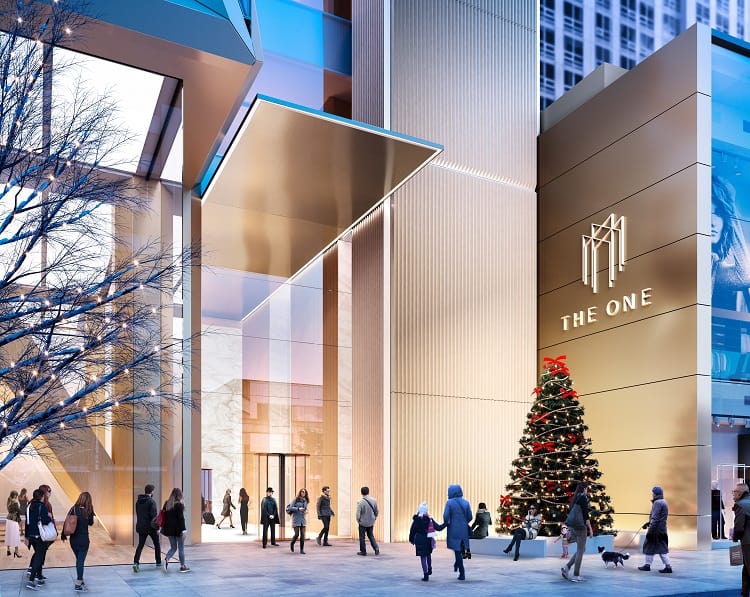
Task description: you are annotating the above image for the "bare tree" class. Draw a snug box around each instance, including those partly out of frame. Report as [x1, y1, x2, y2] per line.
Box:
[0, 0, 192, 470]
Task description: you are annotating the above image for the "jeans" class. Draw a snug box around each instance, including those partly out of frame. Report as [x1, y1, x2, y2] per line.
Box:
[453, 550, 465, 576]
[165, 534, 185, 566]
[71, 544, 88, 581]
[318, 516, 331, 543]
[358, 525, 378, 553]
[565, 527, 587, 576]
[134, 529, 161, 564]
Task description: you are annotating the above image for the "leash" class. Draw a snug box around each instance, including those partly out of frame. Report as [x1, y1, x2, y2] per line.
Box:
[616, 525, 646, 551]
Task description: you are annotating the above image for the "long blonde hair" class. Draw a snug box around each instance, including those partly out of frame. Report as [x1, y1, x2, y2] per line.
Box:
[74, 492, 94, 518]
[7, 490, 18, 510]
[165, 487, 183, 511]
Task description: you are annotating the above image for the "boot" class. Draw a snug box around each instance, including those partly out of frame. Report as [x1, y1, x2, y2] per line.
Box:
[638, 564, 650, 571]
[422, 573, 429, 582]
[465, 550, 471, 559]
[659, 566, 672, 573]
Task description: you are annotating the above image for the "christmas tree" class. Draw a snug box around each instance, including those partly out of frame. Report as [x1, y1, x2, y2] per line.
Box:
[496, 355, 615, 536]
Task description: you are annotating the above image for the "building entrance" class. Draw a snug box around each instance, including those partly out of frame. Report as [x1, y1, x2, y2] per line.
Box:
[255, 453, 308, 540]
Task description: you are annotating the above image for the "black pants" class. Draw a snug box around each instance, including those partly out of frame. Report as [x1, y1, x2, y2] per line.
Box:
[134, 529, 161, 564]
[29, 537, 48, 581]
[291, 526, 305, 551]
[262, 521, 276, 546]
[240, 505, 248, 533]
[712, 509, 726, 539]
[742, 543, 750, 597]
[506, 528, 527, 556]
[318, 516, 331, 543]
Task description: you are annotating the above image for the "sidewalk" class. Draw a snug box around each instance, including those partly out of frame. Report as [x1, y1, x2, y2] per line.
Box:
[0, 540, 741, 596]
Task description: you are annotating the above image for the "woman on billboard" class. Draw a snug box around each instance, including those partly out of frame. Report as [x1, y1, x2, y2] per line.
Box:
[712, 175, 750, 310]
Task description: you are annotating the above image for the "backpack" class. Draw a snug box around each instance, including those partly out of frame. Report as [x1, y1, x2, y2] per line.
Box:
[63, 507, 78, 536]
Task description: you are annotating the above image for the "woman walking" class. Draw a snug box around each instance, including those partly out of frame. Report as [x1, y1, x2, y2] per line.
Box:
[5, 490, 22, 558]
[25, 488, 52, 590]
[216, 488, 235, 529]
[62, 492, 95, 592]
[561, 482, 594, 583]
[286, 488, 309, 554]
[437, 484, 473, 581]
[161, 488, 190, 573]
[238, 488, 250, 535]
[638, 486, 672, 573]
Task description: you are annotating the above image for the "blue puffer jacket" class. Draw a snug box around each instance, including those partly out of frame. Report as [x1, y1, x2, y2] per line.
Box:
[441, 484, 473, 551]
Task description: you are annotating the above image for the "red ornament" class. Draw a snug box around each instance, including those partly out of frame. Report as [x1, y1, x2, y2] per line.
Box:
[504, 515, 514, 525]
[566, 433, 578, 444]
[532, 441, 555, 453]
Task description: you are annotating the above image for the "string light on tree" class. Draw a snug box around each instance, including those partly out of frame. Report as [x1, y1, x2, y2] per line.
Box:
[496, 355, 615, 537]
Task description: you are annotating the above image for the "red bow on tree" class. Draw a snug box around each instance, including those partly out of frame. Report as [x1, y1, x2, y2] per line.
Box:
[530, 412, 549, 425]
[566, 432, 579, 444]
[517, 468, 528, 478]
[545, 480, 557, 492]
[531, 386, 541, 397]
[504, 515, 514, 525]
[559, 388, 578, 399]
[532, 441, 555, 453]
[499, 494, 511, 507]
[544, 355, 569, 375]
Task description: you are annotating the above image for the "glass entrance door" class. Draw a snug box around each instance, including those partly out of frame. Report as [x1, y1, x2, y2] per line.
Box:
[256, 453, 308, 540]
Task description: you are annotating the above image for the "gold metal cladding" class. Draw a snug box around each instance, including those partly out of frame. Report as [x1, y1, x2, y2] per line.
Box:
[201, 96, 441, 277]
[581, 214, 626, 294]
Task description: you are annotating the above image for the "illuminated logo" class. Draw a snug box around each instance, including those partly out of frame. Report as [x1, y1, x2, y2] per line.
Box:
[581, 214, 626, 294]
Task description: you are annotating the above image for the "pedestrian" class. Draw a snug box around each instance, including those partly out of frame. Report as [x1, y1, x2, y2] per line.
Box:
[713, 481, 727, 540]
[355, 486, 380, 556]
[316, 485, 334, 546]
[18, 488, 28, 534]
[286, 488, 309, 554]
[638, 486, 672, 573]
[470, 501, 492, 539]
[502, 504, 542, 561]
[133, 483, 161, 572]
[561, 481, 594, 583]
[62, 491, 95, 592]
[552, 523, 570, 558]
[409, 502, 437, 582]
[438, 484, 472, 580]
[27, 484, 55, 583]
[5, 490, 22, 558]
[238, 488, 250, 535]
[216, 488, 236, 529]
[260, 487, 279, 548]
[161, 487, 190, 573]
[732, 482, 750, 597]
[25, 488, 52, 590]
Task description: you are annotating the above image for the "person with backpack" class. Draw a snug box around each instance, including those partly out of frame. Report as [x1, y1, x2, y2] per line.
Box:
[133, 484, 161, 572]
[61, 492, 95, 592]
[24, 488, 52, 591]
[355, 486, 380, 556]
[286, 488, 309, 554]
[161, 488, 190, 573]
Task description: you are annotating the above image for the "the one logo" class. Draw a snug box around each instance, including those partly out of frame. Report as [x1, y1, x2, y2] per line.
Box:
[582, 214, 626, 294]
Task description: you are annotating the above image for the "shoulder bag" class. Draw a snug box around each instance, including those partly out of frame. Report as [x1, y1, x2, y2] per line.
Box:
[565, 503, 584, 530]
[155, 508, 165, 528]
[63, 507, 78, 536]
[37, 504, 58, 541]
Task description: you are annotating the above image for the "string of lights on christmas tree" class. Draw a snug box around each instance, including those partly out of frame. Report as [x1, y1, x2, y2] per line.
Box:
[496, 355, 615, 537]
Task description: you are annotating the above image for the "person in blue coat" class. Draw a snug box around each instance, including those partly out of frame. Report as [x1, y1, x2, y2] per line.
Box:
[437, 484, 473, 581]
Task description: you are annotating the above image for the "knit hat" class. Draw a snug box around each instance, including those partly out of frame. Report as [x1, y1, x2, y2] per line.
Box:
[417, 502, 429, 516]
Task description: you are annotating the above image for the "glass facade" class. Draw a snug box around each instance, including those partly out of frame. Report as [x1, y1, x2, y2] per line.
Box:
[711, 40, 750, 541]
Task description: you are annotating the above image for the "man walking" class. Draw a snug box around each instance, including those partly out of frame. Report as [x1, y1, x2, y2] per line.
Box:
[316, 486, 334, 546]
[355, 486, 379, 556]
[260, 487, 280, 548]
[133, 484, 161, 572]
[732, 482, 750, 597]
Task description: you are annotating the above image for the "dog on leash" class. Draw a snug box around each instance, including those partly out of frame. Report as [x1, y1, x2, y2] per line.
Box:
[598, 545, 630, 568]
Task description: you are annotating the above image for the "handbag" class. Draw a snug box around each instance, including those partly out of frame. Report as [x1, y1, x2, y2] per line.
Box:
[730, 544, 744, 566]
[565, 503, 585, 530]
[155, 508, 165, 528]
[31, 502, 57, 541]
[63, 507, 78, 536]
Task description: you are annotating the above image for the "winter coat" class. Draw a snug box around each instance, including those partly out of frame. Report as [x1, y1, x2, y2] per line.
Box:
[643, 489, 669, 555]
[441, 484, 473, 552]
[7, 500, 21, 523]
[135, 494, 158, 534]
[161, 502, 186, 537]
[317, 494, 334, 518]
[260, 496, 280, 525]
[470, 509, 492, 539]
[409, 514, 435, 556]
[733, 491, 750, 546]
[356, 496, 379, 527]
[286, 497, 308, 527]
[221, 494, 235, 517]
[25, 499, 52, 539]
[62, 505, 94, 549]
[519, 512, 542, 540]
